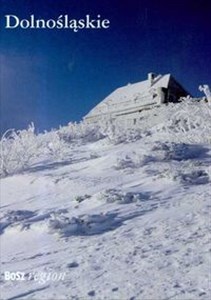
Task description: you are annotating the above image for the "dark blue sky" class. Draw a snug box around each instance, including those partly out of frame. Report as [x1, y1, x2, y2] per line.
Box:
[0, 0, 210, 134]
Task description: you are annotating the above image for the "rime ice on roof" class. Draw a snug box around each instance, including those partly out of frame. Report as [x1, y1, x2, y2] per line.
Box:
[84, 73, 190, 124]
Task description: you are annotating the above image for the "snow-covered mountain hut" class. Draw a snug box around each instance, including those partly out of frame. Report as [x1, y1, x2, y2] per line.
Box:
[84, 73, 190, 125]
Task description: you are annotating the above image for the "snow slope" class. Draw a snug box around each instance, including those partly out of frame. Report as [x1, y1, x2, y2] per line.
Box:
[0, 100, 211, 300]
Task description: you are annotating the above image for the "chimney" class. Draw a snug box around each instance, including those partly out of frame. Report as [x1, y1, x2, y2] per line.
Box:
[148, 72, 156, 86]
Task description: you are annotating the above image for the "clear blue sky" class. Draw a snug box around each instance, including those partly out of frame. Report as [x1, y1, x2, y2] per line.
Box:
[0, 0, 210, 134]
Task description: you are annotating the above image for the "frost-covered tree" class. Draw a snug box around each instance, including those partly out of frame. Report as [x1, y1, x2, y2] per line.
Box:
[0, 123, 40, 176]
[199, 84, 211, 105]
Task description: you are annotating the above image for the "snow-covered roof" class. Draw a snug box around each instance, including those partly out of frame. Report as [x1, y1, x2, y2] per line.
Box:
[85, 74, 171, 118]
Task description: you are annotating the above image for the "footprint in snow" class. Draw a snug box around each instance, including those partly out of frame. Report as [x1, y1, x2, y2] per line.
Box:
[67, 262, 79, 268]
[88, 290, 95, 297]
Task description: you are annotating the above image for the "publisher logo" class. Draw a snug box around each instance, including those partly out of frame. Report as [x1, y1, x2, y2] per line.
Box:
[3, 271, 66, 284]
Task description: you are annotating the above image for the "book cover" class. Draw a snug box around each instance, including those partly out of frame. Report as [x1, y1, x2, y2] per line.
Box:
[0, 1, 210, 299]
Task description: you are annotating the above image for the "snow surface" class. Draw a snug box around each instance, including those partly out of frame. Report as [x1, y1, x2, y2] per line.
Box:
[0, 100, 211, 300]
